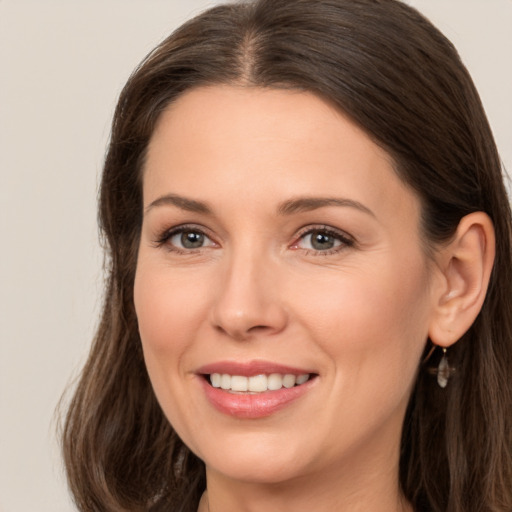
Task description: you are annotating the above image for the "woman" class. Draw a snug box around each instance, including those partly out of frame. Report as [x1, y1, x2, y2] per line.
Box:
[61, 0, 512, 510]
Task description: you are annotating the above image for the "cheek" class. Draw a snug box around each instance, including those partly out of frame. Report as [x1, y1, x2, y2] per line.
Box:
[286, 258, 431, 456]
[133, 261, 212, 439]
[132, 259, 214, 431]
[292, 254, 431, 390]
[134, 262, 209, 356]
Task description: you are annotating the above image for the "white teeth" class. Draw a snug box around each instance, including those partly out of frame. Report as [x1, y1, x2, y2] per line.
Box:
[296, 373, 309, 385]
[267, 373, 284, 390]
[210, 373, 221, 388]
[209, 373, 311, 392]
[230, 375, 248, 392]
[248, 374, 268, 392]
[220, 374, 231, 390]
[282, 374, 296, 388]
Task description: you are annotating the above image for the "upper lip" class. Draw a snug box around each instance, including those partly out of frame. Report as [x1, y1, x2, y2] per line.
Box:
[196, 360, 315, 377]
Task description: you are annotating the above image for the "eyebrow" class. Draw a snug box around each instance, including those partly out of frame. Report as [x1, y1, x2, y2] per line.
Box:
[145, 193, 375, 218]
[277, 197, 375, 217]
[145, 194, 213, 215]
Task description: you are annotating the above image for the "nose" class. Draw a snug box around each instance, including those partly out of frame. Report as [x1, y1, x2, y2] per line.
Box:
[210, 250, 288, 341]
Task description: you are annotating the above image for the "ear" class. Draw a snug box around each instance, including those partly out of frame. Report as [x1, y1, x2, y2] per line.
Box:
[428, 212, 495, 348]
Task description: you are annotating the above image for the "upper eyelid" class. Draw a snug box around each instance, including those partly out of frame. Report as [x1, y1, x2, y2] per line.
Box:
[294, 224, 354, 242]
[153, 223, 216, 246]
[159, 223, 212, 237]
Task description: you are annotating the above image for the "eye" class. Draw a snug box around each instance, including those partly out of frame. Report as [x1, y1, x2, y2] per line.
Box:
[171, 230, 208, 249]
[294, 227, 353, 253]
[155, 225, 216, 251]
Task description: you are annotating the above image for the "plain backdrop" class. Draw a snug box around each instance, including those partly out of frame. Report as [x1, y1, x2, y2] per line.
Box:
[0, 1, 510, 510]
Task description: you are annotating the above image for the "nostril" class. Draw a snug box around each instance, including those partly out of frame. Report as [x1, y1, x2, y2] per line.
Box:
[213, 323, 271, 341]
[248, 325, 271, 332]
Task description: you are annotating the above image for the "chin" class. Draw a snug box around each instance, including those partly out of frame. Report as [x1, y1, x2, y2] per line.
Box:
[206, 455, 305, 485]
[194, 431, 312, 484]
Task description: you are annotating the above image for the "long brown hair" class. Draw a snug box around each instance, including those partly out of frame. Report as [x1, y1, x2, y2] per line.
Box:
[61, 1, 512, 510]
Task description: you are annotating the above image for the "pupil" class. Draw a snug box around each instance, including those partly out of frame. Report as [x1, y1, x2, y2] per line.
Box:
[312, 231, 334, 250]
[181, 231, 204, 248]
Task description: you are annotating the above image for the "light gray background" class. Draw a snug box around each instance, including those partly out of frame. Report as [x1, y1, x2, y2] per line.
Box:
[1, 1, 511, 510]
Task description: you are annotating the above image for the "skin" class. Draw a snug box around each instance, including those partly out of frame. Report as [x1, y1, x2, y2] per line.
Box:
[134, 85, 453, 512]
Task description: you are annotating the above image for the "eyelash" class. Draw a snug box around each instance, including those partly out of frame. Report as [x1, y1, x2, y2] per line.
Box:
[153, 224, 355, 256]
[153, 224, 216, 254]
[293, 225, 355, 256]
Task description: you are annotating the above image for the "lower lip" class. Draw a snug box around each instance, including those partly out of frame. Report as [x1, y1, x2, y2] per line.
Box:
[200, 376, 316, 419]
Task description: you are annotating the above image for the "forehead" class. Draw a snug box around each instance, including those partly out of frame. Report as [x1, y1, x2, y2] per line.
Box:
[147, 85, 385, 172]
[143, 85, 420, 227]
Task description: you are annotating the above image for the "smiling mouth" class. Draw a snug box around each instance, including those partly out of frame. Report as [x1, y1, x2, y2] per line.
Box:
[205, 373, 315, 393]
[199, 367, 318, 418]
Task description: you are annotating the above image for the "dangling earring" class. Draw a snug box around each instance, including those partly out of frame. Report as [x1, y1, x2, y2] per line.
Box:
[424, 344, 456, 388]
[436, 348, 451, 388]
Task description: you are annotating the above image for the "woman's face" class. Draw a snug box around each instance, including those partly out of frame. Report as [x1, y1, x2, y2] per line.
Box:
[134, 86, 438, 485]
